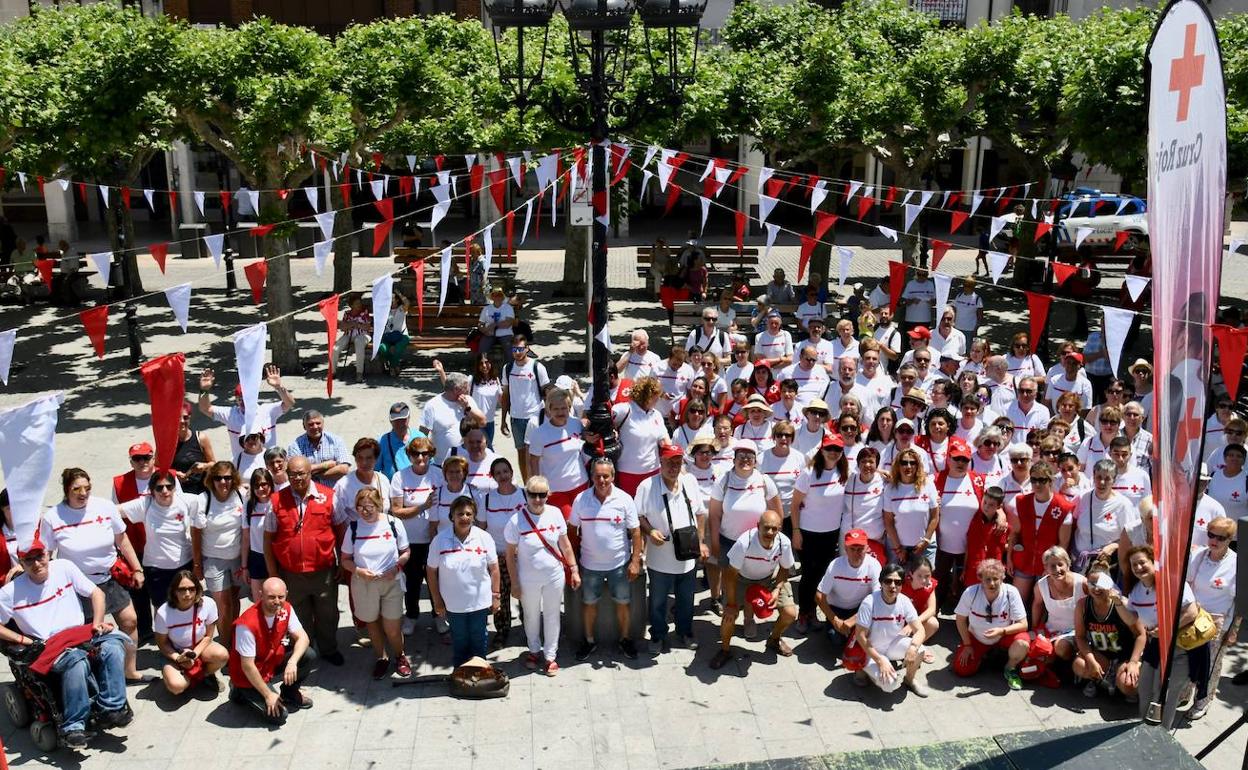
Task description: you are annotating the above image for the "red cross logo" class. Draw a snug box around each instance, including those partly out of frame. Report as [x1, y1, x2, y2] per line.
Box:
[474, 547, 486, 555]
[1196, 518, 1207, 527]
[612, 515, 622, 524]
[382, 531, 392, 540]
[1103, 511, 1115, 523]
[1175, 397, 1202, 464]
[175, 514, 184, 522]
[1169, 24, 1205, 122]
[1233, 491, 1242, 501]
[920, 494, 929, 502]
[95, 516, 106, 524]
[1129, 484, 1142, 494]
[1213, 578, 1224, 587]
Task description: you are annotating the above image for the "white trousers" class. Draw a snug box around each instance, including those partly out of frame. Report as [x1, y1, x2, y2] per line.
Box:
[520, 578, 565, 661]
[335, 334, 369, 376]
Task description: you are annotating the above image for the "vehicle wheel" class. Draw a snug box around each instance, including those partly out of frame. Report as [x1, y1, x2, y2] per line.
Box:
[1123, 233, 1147, 253]
[30, 720, 58, 752]
[2, 683, 31, 728]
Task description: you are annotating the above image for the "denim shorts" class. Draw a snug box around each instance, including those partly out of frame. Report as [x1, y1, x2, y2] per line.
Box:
[581, 565, 631, 605]
[511, 417, 531, 449]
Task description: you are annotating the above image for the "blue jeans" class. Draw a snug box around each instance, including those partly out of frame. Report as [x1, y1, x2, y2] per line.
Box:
[447, 609, 490, 666]
[50, 631, 129, 733]
[483, 422, 496, 449]
[647, 568, 695, 642]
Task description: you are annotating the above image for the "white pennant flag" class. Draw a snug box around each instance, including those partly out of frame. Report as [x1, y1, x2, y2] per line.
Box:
[993, 186, 1005, 202]
[483, 228, 494, 277]
[940, 190, 951, 209]
[863, 185, 875, 201]
[1074, 226, 1095, 251]
[757, 167, 774, 195]
[88, 252, 112, 288]
[464, 154, 477, 170]
[204, 233, 225, 269]
[315, 210, 335, 240]
[713, 166, 732, 199]
[436, 169, 450, 189]
[811, 180, 828, 214]
[837, 246, 853, 287]
[406, 155, 417, 172]
[1230, 239, 1245, 255]
[1102, 306, 1135, 375]
[970, 193, 984, 214]
[901, 190, 915, 207]
[331, 160, 340, 180]
[143, 188, 155, 210]
[430, 184, 451, 234]
[987, 251, 1010, 284]
[989, 216, 1008, 243]
[846, 181, 862, 202]
[1123, 274, 1150, 302]
[507, 156, 523, 188]
[371, 274, 393, 359]
[877, 226, 898, 242]
[303, 186, 319, 212]
[246, 188, 259, 215]
[17, 172, 25, 191]
[903, 203, 922, 232]
[1031, 199, 1038, 219]
[99, 186, 109, 208]
[54, 179, 69, 192]
[763, 223, 780, 262]
[0, 393, 64, 550]
[193, 191, 206, 217]
[1115, 198, 1131, 216]
[932, 272, 953, 315]
[355, 168, 365, 188]
[657, 160, 674, 193]
[312, 239, 332, 276]
[595, 321, 613, 354]
[521, 198, 534, 244]
[698, 159, 715, 182]
[0, 329, 14, 385]
[164, 282, 191, 332]
[371, 179, 385, 201]
[233, 324, 268, 436]
[1023, 183, 1032, 198]
[639, 170, 654, 202]
[438, 246, 452, 314]
[919, 191, 934, 209]
[698, 196, 710, 236]
[643, 145, 659, 169]
[758, 195, 778, 224]
[523, 150, 532, 163]
[535, 154, 558, 199]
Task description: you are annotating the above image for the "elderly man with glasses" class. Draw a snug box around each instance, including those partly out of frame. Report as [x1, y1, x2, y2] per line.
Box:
[686, 308, 731, 364]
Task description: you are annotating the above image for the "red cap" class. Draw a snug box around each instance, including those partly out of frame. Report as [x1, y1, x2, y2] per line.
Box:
[746, 584, 775, 620]
[821, 432, 845, 449]
[659, 444, 684, 460]
[843, 529, 869, 547]
[16, 530, 45, 560]
[233, 384, 244, 398]
[907, 326, 931, 340]
[752, 359, 772, 369]
[128, 442, 154, 457]
[181, 400, 193, 417]
[948, 438, 972, 460]
[1064, 352, 1084, 364]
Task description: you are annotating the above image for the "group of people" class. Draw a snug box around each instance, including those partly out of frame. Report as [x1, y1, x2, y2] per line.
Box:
[0, 263, 1241, 753]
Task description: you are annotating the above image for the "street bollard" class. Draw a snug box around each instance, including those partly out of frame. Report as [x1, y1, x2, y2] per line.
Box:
[223, 248, 238, 293]
[125, 303, 143, 366]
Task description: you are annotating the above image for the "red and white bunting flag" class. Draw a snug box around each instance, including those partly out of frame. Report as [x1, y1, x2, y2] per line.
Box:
[204, 234, 224, 269]
[371, 274, 393, 358]
[0, 329, 14, 385]
[88, 252, 112, 288]
[987, 251, 1010, 284]
[810, 179, 828, 214]
[903, 203, 921, 232]
[438, 246, 452, 314]
[150, 243, 168, 274]
[698, 196, 710, 236]
[837, 246, 853, 287]
[877, 225, 897, 242]
[1102, 306, 1135, 375]
[80, 305, 108, 359]
[1074, 226, 1094, 250]
[233, 324, 268, 434]
[1124, 274, 1150, 302]
[164, 283, 191, 332]
[243, 261, 268, 304]
[763, 223, 780, 262]
[0, 393, 64, 551]
[932, 272, 952, 314]
[319, 296, 339, 397]
[313, 240, 332, 276]
[989, 216, 1008, 243]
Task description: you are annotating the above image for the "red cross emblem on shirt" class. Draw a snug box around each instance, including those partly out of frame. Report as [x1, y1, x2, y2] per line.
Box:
[612, 515, 622, 524]
[95, 516, 107, 524]
[1169, 24, 1205, 122]
[1196, 518, 1207, 527]
[382, 531, 392, 540]
[472, 546, 486, 555]
[1233, 491, 1242, 501]
[1103, 511, 1115, 523]
[1213, 578, 1224, 588]
[175, 514, 184, 522]
[55, 587, 64, 598]
[920, 494, 929, 502]
[1129, 484, 1142, 494]
[544, 525, 559, 534]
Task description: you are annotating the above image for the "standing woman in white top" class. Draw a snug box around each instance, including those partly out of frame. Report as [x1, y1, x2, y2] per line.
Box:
[1206, 443, 1248, 518]
[154, 570, 229, 695]
[1004, 332, 1044, 378]
[482, 458, 526, 649]
[1030, 546, 1086, 663]
[842, 447, 887, 565]
[193, 461, 247, 650]
[435, 355, 503, 450]
[341, 487, 411, 680]
[378, 288, 410, 377]
[883, 448, 940, 566]
[1128, 544, 1201, 728]
[525, 387, 589, 517]
[42, 468, 144, 681]
[1184, 517, 1240, 720]
[790, 433, 849, 628]
[389, 437, 443, 635]
[118, 469, 196, 618]
[611, 376, 671, 495]
[241, 468, 276, 601]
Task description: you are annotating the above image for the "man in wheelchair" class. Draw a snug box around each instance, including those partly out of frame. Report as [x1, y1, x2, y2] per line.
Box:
[0, 539, 132, 749]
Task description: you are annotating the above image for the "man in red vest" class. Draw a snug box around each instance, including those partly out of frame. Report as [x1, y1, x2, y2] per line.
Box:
[228, 577, 313, 724]
[112, 441, 163, 640]
[263, 456, 346, 665]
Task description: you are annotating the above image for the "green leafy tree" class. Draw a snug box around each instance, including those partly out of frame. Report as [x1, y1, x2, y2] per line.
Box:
[1220, 13, 1248, 193]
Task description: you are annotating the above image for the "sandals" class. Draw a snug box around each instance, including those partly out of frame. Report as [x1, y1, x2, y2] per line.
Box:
[766, 638, 794, 657]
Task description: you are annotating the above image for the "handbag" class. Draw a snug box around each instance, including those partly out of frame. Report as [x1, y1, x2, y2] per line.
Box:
[1177, 606, 1218, 650]
[110, 558, 139, 590]
[662, 486, 701, 562]
[449, 657, 510, 699]
[522, 507, 573, 585]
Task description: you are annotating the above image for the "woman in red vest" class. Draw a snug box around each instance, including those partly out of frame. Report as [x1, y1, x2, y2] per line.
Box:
[1005, 462, 1074, 607]
[227, 576, 313, 724]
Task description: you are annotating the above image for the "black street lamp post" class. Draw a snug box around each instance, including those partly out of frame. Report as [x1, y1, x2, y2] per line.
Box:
[487, 0, 705, 460]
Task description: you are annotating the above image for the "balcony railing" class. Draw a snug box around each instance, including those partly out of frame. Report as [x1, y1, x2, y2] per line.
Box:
[909, 0, 967, 25]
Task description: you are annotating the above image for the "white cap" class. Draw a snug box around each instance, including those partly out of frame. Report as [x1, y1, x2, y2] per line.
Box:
[1093, 572, 1115, 591]
[554, 375, 577, 391]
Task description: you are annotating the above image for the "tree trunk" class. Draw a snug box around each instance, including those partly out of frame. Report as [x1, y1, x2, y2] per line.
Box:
[105, 200, 145, 297]
[331, 182, 353, 294]
[260, 188, 300, 371]
[561, 222, 589, 295]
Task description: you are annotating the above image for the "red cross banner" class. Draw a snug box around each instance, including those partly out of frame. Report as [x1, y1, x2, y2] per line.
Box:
[1146, 0, 1227, 689]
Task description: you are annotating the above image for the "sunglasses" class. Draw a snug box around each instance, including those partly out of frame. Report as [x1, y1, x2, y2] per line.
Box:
[822, 445, 843, 452]
[254, 481, 272, 489]
[897, 460, 918, 467]
[694, 448, 714, 456]
[881, 578, 904, 586]
[131, 455, 153, 463]
[951, 456, 970, 462]
[175, 585, 198, 593]
[212, 475, 233, 482]
[526, 491, 548, 499]
[1207, 533, 1231, 542]
[1010, 457, 1029, 464]
[152, 483, 175, 492]
[983, 441, 1001, 448]
[1029, 477, 1051, 484]
[511, 346, 527, 353]
[703, 316, 718, 321]
[410, 451, 432, 458]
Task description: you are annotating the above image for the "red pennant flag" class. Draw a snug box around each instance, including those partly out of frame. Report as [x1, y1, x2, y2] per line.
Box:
[798, 235, 816, 282]
[399, 175, 414, 201]
[469, 164, 485, 197]
[276, 189, 290, 200]
[764, 177, 785, 199]
[663, 184, 682, 216]
[888, 261, 907, 313]
[488, 169, 506, 212]
[1112, 230, 1130, 253]
[1213, 325, 1248, 401]
[884, 186, 897, 209]
[734, 211, 747, 255]
[1052, 262, 1078, 286]
[250, 224, 276, 237]
[243, 261, 268, 304]
[592, 189, 607, 219]
[814, 212, 838, 241]
[76, 182, 88, 206]
[120, 187, 132, 211]
[1049, 198, 1061, 214]
[857, 196, 874, 220]
[317, 155, 328, 172]
[1033, 221, 1053, 243]
[318, 295, 339, 397]
[505, 210, 515, 258]
[610, 152, 632, 187]
[150, 243, 169, 274]
[168, 190, 178, 214]
[1095, 200, 1110, 214]
[1025, 292, 1052, 353]
[727, 166, 749, 186]
[219, 190, 232, 212]
[34, 259, 54, 290]
[339, 182, 351, 206]
[947, 192, 962, 210]
[413, 262, 425, 332]
[702, 176, 721, 200]
[997, 196, 1013, 214]
[373, 199, 395, 255]
[930, 239, 951, 272]
[950, 210, 969, 234]
[371, 152, 384, 171]
[80, 305, 108, 359]
[36, 176, 44, 195]
[434, 154, 445, 171]
[139, 353, 186, 470]
[343, 164, 353, 184]
[0, 167, 5, 188]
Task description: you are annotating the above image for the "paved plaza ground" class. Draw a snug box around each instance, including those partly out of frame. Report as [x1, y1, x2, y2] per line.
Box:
[0, 219, 1245, 769]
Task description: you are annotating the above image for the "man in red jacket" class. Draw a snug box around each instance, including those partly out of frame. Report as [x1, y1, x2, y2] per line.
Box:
[228, 577, 313, 724]
[263, 456, 346, 665]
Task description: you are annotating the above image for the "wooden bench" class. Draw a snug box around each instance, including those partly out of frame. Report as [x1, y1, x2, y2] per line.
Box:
[637, 245, 762, 291]
[402, 297, 527, 353]
[394, 246, 518, 299]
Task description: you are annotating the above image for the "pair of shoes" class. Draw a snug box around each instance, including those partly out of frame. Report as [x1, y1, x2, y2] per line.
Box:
[709, 598, 723, 616]
[402, 617, 417, 636]
[1003, 668, 1023, 691]
[852, 670, 870, 688]
[372, 657, 391, 680]
[281, 691, 314, 710]
[618, 638, 639, 660]
[62, 729, 96, 749]
[575, 640, 597, 662]
[524, 651, 541, 670]
[905, 677, 929, 698]
[709, 649, 733, 670]
[1177, 690, 1196, 712]
[1082, 679, 1099, 698]
[395, 655, 413, 679]
[648, 638, 665, 656]
[677, 634, 699, 651]
[323, 651, 346, 667]
[765, 638, 794, 657]
[98, 704, 134, 729]
[543, 659, 560, 677]
[1188, 702, 1209, 720]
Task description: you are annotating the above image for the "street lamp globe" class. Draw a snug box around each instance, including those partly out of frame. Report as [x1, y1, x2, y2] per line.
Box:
[635, 0, 706, 28]
[486, 0, 558, 110]
[562, 0, 634, 32]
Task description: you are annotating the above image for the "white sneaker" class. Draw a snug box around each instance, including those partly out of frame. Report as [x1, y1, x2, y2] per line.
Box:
[402, 617, 417, 636]
[905, 676, 929, 698]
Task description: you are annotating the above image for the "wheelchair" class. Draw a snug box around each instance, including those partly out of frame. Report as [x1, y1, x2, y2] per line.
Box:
[2, 639, 75, 752]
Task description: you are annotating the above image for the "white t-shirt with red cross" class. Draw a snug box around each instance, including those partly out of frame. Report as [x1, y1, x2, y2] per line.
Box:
[1187, 547, 1237, 618]
[753, 330, 793, 362]
[857, 590, 919, 653]
[759, 449, 805, 515]
[479, 488, 526, 553]
[955, 583, 1026, 644]
[612, 402, 668, 475]
[504, 506, 569, 584]
[0, 559, 94, 640]
[192, 490, 248, 560]
[1111, 468, 1152, 512]
[779, 362, 830, 408]
[710, 471, 780, 541]
[817, 554, 881, 609]
[794, 467, 846, 533]
[155, 595, 219, 651]
[883, 479, 939, 546]
[527, 419, 589, 493]
[727, 529, 794, 581]
[842, 473, 887, 541]
[41, 497, 126, 585]
[121, 493, 197, 569]
[341, 515, 409, 574]
[427, 526, 498, 613]
[388, 466, 443, 545]
[937, 474, 982, 555]
[652, 359, 695, 418]
[1071, 491, 1135, 554]
[570, 487, 639, 572]
[333, 471, 392, 523]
